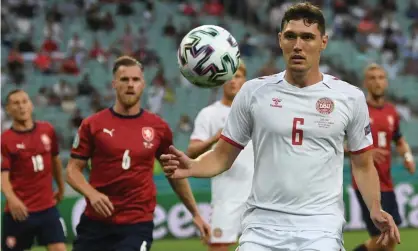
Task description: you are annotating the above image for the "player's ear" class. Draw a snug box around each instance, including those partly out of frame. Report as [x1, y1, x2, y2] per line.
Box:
[278, 32, 283, 49]
[320, 34, 328, 51]
[111, 80, 116, 89]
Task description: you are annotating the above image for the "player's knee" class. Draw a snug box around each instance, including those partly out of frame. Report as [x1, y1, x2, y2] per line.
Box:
[209, 243, 231, 251]
[47, 243, 67, 251]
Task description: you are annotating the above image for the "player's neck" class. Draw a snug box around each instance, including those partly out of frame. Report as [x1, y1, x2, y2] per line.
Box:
[220, 97, 233, 107]
[113, 102, 142, 116]
[285, 68, 323, 88]
[12, 119, 34, 132]
[367, 95, 385, 108]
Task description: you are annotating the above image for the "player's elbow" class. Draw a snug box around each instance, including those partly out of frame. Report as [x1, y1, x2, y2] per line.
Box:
[65, 165, 76, 185]
[212, 140, 240, 173]
[351, 150, 374, 173]
[65, 158, 87, 184]
[186, 140, 205, 158]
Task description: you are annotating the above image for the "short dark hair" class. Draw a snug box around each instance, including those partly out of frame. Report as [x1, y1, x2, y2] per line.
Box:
[112, 56, 143, 75]
[5, 89, 25, 105]
[281, 2, 326, 35]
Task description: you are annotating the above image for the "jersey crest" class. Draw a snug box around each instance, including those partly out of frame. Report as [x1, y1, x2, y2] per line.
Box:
[41, 134, 51, 151]
[387, 115, 394, 129]
[142, 127, 155, 149]
[316, 97, 335, 115]
[142, 127, 154, 142]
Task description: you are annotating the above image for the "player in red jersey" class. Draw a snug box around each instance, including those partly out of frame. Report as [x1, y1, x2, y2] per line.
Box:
[352, 63, 415, 251]
[1, 90, 66, 251]
[66, 56, 210, 251]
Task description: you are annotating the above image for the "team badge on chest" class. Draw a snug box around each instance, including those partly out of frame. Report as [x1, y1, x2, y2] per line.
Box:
[142, 127, 154, 149]
[41, 134, 51, 151]
[316, 97, 334, 115]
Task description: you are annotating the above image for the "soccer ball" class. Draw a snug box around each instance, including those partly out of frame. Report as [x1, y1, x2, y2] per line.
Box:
[177, 25, 240, 88]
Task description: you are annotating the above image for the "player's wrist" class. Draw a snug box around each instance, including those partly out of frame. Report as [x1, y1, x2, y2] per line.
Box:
[370, 201, 382, 214]
[5, 193, 18, 201]
[404, 152, 414, 162]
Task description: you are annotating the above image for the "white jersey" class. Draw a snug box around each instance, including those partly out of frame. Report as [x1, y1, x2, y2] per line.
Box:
[191, 101, 254, 204]
[221, 71, 373, 234]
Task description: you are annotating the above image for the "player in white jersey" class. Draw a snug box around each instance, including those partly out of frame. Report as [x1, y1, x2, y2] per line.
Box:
[161, 3, 400, 251]
[187, 61, 254, 251]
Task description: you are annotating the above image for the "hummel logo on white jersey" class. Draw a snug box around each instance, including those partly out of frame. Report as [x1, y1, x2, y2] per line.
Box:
[16, 143, 25, 149]
[270, 97, 282, 108]
[103, 128, 115, 137]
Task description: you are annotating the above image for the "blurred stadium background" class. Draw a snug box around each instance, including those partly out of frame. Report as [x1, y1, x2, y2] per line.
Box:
[1, 0, 417, 250]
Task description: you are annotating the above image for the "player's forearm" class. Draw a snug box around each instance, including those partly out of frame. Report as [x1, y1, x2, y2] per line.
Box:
[168, 178, 199, 216]
[187, 140, 216, 158]
[1, 173, 18, 201]
[52, 156, 65, 190]
[66, 161, 98, 199]
[352, 162, 381, 212]
[396, 138, 413, 161]
[190, 148, 234, 178]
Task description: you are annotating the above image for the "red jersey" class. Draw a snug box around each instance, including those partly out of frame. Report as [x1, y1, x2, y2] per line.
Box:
[352, 102, 402, 191]
[1, 121, 59, 212]
[71, 108, 173, 224]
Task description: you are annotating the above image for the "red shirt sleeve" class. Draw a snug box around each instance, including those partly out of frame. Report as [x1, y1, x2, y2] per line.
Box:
[392, 109, 402, 142]
[49, 125, 60, 156]
[156, 123, 173, 158]
[1, 140, 11, 171]
[71, 119, 94, 160]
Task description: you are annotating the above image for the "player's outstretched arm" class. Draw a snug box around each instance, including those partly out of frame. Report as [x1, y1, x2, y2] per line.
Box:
[66, 158, 114, 217]
[351, 151, 401, 246]
[1, 171, 28, 221]
[167, 178, 211, 242]
[395, 137, 416, 174]
[351, 150, 381, 213]
[52, 156, 65, 202]
[162, 138, 241, 179]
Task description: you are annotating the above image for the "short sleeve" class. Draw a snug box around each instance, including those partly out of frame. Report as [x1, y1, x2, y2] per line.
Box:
[347, 92, 373, 153]
[1, 140, 11, 171]
[49, 125, 60, 156]
[392, 110, 402, 142]
[156, 123, 173, 158]
[221, 82, 253, 149]
[190, 109, 211, 141]
[71, 119, 93, 160]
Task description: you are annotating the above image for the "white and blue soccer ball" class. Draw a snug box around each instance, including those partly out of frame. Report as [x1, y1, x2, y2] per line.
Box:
[177, 25, 240, 88]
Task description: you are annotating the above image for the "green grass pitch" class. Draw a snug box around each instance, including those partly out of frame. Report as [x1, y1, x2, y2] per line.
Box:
[30, 229, 418, 251]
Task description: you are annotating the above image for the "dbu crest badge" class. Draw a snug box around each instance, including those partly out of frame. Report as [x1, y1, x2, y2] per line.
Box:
[316, 97, 334, 115]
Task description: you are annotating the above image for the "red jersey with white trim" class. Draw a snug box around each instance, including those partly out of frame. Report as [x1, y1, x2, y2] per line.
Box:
[352, 102, 401, 191]
[1, 121, 59, 212]
[71, 108, 173, 224]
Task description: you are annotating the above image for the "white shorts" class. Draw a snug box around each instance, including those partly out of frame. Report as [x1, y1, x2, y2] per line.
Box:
[210, 202, 245, 244]
[237, 227, 345, 251]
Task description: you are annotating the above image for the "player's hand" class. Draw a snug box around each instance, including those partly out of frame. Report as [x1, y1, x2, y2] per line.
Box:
[193, 214, 211, 245]
[404, 153, 415, 174]
[372, 148, 390, 164]
[370, 208, 401, 246]
[54, 188, 65, 203]
[8, 196, 28, 222]
[404, 160, 416, 174]
[161, 145, 193, 179]
[87, 191, 114, 218]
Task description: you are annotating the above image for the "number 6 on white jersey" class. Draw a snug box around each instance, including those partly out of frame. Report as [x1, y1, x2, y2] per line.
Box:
[122, 150, 131, 170]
